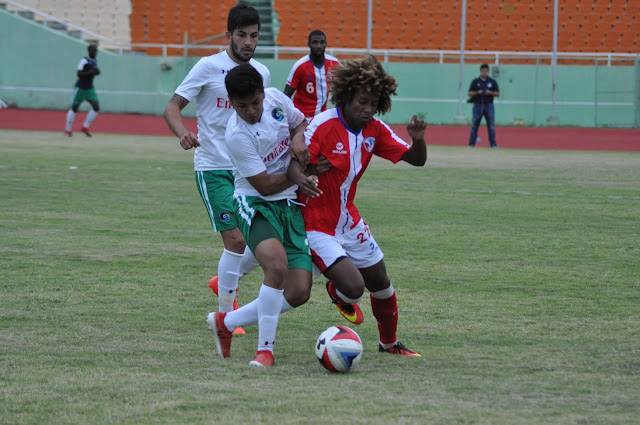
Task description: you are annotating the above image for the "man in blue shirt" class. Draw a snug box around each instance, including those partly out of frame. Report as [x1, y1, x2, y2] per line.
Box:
[467, 64, 499, 148]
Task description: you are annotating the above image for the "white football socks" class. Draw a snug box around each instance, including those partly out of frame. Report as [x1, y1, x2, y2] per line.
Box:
[83, 109, 98, 128]
[65, 109, 75, 131]
[217, 249, 243, 312]
[238, 245, 260, 277]
[224, 293, 293, 330]
[256, 284, 284, 353]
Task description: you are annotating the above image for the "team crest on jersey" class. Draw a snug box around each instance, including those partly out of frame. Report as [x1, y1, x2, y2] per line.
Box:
[332, 141, 347, 155]
[363, 137, 375, 152]
[219, 211, 231, 223]
[272, 107, 284, 121]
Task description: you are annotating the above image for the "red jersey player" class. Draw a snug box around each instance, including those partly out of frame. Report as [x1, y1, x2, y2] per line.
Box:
[284, 30, 340, 122]
[288, 55, 427, 357]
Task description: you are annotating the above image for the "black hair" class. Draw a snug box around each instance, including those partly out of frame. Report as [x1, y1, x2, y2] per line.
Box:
[480, 64, 489, 70]
[225, 64, 264, 100]
[308, 30, 326, 43]
[227, 2, 261, 33]
[88, 44, 97, 53]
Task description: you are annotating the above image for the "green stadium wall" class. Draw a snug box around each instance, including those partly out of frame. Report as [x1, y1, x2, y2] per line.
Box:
[1, 9, 638, 127]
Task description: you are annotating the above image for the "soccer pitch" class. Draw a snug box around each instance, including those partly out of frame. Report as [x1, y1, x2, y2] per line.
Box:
[1, 129, 639, 424]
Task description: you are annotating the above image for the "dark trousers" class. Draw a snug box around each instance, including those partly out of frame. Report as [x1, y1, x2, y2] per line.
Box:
[468, 103, 496, 147]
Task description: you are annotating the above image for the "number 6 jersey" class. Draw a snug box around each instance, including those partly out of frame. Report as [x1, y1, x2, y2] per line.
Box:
[286, 54, 340, 119]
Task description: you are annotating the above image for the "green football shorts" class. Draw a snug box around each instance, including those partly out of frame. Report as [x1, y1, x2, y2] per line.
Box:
[196, 170, 239, 232]
[234, 194, 312, 272]
[71, 87, 98, 105]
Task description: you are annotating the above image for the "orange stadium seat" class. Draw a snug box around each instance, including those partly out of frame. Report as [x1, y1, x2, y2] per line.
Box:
[123, 0, 640, 57]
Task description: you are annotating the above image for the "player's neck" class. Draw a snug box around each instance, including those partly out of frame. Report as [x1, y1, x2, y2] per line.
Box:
[310, 54, 325, 67]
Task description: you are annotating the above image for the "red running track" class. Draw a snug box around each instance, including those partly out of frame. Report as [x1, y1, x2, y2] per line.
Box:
[1, 108, 639, 151]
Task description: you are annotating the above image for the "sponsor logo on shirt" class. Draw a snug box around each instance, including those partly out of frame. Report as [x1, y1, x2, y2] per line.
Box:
[332, 141, 347, 155]
[216, 98, 234, 109]
[363, 137, 375, 152]
[264, 136, 290, 163]
[272, 107, 284, 121]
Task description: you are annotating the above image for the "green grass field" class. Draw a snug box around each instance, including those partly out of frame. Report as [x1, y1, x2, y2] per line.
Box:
[1, 129, 639, 425]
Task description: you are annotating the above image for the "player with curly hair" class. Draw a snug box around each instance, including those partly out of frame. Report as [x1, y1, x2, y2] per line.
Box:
[289, 54, 427, 357]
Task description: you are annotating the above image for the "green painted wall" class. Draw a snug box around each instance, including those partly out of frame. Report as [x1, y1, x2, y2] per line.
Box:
[1, 9, 638, 127]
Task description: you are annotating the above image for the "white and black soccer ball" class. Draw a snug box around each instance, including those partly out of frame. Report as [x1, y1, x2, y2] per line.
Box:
[315, 325, 363, 373]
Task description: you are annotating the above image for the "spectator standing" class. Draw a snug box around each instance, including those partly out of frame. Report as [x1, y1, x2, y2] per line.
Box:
[467, 64, 500, 148]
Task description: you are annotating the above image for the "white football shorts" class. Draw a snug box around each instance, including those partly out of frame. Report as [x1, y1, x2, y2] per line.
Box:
[308, 220, 384, 273]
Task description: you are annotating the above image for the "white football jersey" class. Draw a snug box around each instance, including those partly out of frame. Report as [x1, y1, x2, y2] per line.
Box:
[225, 88, 305, 201]
[174, 51, 271, 171]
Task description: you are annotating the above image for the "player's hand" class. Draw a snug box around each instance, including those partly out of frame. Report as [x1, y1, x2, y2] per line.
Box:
[179, 131, 200, 150]
[315, 155, 332, 175]
[290, 138, 310, 169]
[406, 115, 427, 141]
[93, 68, 101, 75]
[297, 175, 323, 198]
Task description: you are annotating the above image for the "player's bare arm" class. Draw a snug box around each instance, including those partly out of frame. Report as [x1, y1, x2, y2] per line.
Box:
[283, 85, 296, 98]
[289, 121, 310, 168]
[163, 94, 200, 150]
[246, 171, 294, 197]
[305, 155, 332, 176]
[287, 160, 322, 198]
[401, 115, 427, 166]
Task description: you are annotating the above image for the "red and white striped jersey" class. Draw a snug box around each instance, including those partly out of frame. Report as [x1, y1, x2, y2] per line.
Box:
[300, 108, 411, 236]
[286, 55, 340, 118]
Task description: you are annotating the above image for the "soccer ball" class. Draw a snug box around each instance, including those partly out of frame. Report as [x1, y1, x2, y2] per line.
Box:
[315, 325, 363, 373]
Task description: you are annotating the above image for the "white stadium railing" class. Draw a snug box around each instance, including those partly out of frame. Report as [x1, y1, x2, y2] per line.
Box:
[3, 0, 638, 65]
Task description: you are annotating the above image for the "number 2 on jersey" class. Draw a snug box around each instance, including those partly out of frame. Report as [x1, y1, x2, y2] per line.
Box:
[357, 225, 371, 244]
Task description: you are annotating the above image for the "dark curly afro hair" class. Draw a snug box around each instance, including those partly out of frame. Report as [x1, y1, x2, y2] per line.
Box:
[329, 54, 398, 115]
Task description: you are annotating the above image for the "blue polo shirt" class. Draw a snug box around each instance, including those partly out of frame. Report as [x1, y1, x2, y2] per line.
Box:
[469, 77, 499, 105]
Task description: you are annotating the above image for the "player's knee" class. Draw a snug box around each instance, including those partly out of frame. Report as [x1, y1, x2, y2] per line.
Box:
[221, 231, 247, 253]
[364, 275, 390, 293]
[286, 285, 311, 307]
[262, 262, 288, 287]
[332, 277, 364, 300]
[343, 283, 365, 301]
